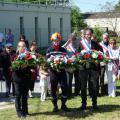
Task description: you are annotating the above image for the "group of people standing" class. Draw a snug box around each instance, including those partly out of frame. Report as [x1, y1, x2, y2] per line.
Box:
[0, 33, 39, 117]
[0, 27, 120, 118]
[46, 28, 120, 113]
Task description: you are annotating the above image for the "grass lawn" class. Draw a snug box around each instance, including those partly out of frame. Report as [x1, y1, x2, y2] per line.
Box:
[0, 81, 120, 120]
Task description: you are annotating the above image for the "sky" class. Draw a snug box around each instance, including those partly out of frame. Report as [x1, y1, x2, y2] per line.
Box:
[72, 0, 119, 13]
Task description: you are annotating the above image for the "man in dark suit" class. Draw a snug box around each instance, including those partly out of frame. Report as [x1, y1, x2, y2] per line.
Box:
[13, 41, 31, 118]
[0, 43, 15, 97]
[79, 28, 103, 110]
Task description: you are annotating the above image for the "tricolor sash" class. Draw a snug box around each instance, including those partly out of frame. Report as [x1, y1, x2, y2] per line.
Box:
[108, 47, 118, 76]
[99, 42, 108, 53]
[80, 39, 91, 51]
[66, 43, 76, 53]
[108, 48, 113, 59]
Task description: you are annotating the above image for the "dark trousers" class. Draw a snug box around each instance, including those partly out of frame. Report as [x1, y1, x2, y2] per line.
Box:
[100, 66, 108, 95]
[4, 75, 15, 96]
[29, 80, 35, 91]
[67, 70, 81, 97]
[50, 70, 68, 106]
[88, 72, 99, 96]
[14, 82, 29, 115]
[74, 70, 81, 95]
[79, 69, 99, 106]
[67, 72, 73, 97]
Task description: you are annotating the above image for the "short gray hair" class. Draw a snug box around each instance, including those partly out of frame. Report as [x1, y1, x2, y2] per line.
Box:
[103, 33, 109, 37]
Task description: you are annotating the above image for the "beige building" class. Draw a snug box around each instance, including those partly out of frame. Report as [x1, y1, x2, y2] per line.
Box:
[83, 12, 120, 36]
[0, 1, 71, 47]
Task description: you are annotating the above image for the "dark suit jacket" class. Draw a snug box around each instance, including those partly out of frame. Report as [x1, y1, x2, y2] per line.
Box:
[80, 40, 103, 52]
[80, 40, 103, 70]
[0, 50, 16, 77]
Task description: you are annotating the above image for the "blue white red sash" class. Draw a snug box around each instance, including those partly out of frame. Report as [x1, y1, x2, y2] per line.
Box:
[108, 47, 118, 76]
[99, 42, 108, 52]
[108, 47, 113, 59]
[66, 43, 76, 53]
[80, 39, 91, 51]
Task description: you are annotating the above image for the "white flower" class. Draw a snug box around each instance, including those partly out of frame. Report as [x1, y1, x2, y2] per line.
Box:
[92, 52, 98, 58]
[31, 54, 36, 60]
[47, 58, 51, 62]
[81, 50, 88, 55]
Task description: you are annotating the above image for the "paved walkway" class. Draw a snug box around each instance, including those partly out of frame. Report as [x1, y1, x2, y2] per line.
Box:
[0, 80, 41, 110]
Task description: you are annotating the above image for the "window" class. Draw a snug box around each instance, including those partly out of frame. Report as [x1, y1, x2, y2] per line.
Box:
[48, 17, 51, 43]
[35, 17, 38, 43]
[20, 17, 24, 34]
[60, 17, 63, 35]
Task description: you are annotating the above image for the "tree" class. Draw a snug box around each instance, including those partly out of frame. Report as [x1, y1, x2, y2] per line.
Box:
[100, 1, 114, 12]
[71, 6, 87, 32]
[114, 0, 120, 11]
[93, 26, 103, 42]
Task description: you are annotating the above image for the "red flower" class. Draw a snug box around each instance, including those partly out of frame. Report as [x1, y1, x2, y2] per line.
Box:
[54, 60, 60, 64]
[14, 55, 18, 60]
[26, 53, 32, 60]
[98, 54, 103, 60]
[75, 52, 80, 56]
[68, 58, 73, 63]
[84, 53, 91, 59]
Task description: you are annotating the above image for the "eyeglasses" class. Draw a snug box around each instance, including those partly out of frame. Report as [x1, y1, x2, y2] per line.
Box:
[86, 34, 91, 35]
[110, 42, 116, 45]
[17, 45, 24, 47]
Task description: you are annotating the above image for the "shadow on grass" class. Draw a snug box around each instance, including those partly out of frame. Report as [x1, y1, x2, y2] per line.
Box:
[30, 104, 120, 119]
[0, 93, 15, 103]
[116, 86, 120, 90]
[116, 91, 120, 96]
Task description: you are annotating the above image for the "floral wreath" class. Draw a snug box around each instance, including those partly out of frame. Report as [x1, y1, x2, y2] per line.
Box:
[50, 32, 62, 42]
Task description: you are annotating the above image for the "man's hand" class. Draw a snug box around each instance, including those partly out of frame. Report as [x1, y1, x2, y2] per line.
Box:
[115, 75, 118, 81]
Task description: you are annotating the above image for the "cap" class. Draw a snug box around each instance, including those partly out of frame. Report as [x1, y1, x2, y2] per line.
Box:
[5, 43, 13, 47]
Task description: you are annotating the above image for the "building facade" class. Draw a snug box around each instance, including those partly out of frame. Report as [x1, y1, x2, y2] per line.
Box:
[83, 12, 120, 36]
[0, 2, 71, 47]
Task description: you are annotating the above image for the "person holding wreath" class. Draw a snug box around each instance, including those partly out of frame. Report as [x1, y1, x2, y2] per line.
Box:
[46, 32, 69, 112]
[12, 41, 31, 118]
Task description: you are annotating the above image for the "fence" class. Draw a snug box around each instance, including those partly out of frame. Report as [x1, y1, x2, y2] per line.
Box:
[0, 0, 70, 7]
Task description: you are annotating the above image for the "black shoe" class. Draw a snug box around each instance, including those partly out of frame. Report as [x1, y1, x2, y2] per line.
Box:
[61, 105, 70, 112]
[53, 106, 59, 112]
[5, 93, 10, 98]
[21, 113, 30, 118]
[17, 112, 22, 118]
[92, 105, 99, 110]
[74, 93, 80, 96]
[78, 106, 87, 110]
